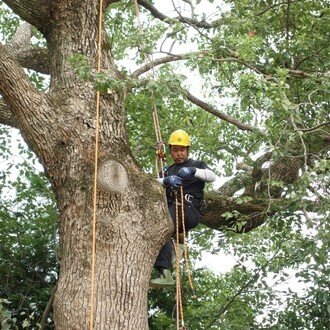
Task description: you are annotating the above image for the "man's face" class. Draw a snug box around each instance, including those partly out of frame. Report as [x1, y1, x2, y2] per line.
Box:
[170, 145, 189, 164]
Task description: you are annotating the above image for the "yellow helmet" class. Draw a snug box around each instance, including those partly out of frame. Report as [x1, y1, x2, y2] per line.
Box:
[168, 129, 191, 146]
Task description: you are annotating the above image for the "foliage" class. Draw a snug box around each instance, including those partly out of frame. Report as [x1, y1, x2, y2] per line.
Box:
[0, 126, 59, 328]
[0, 5, 19, 41]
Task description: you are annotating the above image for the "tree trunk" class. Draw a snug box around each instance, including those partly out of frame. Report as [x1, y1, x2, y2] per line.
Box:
[53, 178, 170, 329]
[43, 52, 171, 329]
[45, 96, 172, 329]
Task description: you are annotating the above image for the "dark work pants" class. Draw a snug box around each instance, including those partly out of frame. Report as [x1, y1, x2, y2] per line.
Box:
[155, 202, 201, 270]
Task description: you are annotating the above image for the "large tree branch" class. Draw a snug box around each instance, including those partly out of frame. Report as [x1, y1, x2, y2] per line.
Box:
[202, 154, 305, 233]
[130, 53, 186, 78]
[5, 22, 50, 75]
[130, 51, 269, 80]
[6, 22, 31, 53]
[0, 43, 47, 128]
[0, 23, 49, 128]
[3, 0, 50, 35]
[15, 47, 50, 74]
[137, 0, 221, 28]
[0, 99, 19, 128]
[131, 50, 320, 85]
[202, 192, 271, 233]
[213, 134, 329, 233]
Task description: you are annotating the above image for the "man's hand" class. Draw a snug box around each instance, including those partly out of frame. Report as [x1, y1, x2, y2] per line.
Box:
[178, 167, 196, 178]
[163, 175, 183, 188]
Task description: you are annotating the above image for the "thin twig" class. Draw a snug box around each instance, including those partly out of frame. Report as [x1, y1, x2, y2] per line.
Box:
[39, 282, 58, 329]
[256, 1, 298, 16]
[297, 121, 330, 132]
[290, 113, 308, 171]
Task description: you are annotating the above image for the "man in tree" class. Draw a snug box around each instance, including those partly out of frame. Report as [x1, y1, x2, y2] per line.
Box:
[150, 129, 216, 287]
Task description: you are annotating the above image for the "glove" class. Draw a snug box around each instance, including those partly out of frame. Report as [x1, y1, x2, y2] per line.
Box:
[178, 167, 196, 178]
[163, 175, 182, 188]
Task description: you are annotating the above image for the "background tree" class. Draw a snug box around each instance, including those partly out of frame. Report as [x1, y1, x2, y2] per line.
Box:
[0, 0, 329, 329]
[0, 126, 58, 329]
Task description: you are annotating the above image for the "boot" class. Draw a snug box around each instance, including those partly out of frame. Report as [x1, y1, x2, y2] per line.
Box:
[149, 268, 175, 288]
[171, 243, 184, 266]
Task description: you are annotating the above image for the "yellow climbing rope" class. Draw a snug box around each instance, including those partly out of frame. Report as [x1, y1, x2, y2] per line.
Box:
[179, 190, 195, 296]
[174, 190, 185, 329]
[132, 0, 166, 178]
[174, 187, 196, 330]
[89, 0, 104, 329]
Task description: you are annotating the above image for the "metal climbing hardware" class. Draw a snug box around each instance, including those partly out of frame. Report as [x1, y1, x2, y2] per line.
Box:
[184, 194, 193, 203]
[155, 141, 166, 161]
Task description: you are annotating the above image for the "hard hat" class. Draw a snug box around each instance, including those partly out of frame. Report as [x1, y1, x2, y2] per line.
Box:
[168, 129, 190, 146]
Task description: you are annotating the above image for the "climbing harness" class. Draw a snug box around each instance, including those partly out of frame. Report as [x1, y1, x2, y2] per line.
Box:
[132, 0, 166, 178]
[89, 0, 104, 329]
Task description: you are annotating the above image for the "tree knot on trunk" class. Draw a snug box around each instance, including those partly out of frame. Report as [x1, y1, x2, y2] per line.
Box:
[98, 159, 128, 193]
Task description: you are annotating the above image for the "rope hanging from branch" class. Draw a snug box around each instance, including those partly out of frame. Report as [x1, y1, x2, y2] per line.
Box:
[174, 187, 196, 329]
[132, 0, 166, 178]
[175, 189, 185, 329]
